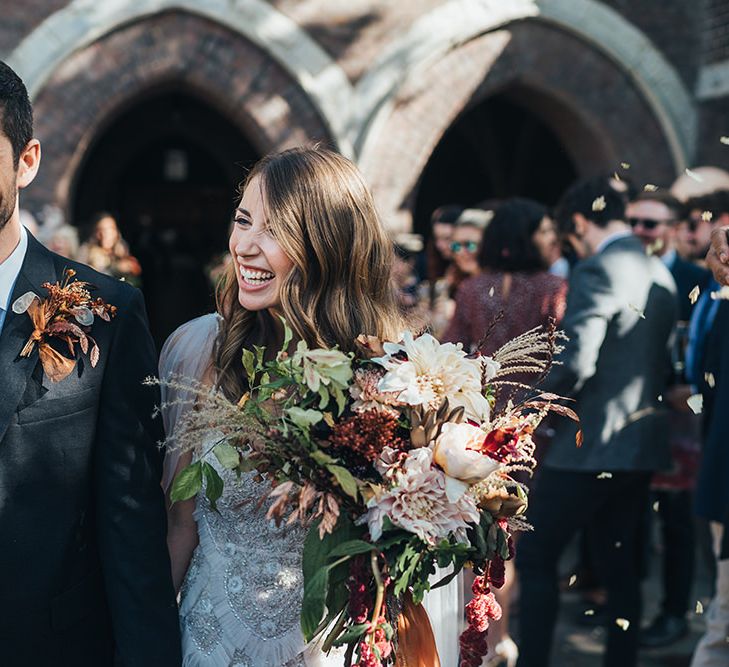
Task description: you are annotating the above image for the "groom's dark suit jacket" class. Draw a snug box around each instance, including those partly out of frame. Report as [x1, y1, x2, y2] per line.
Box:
[0, 235, 181, 666]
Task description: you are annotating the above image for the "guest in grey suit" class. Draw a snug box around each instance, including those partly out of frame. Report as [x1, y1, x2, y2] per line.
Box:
[516, 176, 677, 667]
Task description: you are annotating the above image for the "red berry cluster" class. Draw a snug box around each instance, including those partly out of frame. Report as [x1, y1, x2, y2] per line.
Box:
[329, 410, 407, 462]
[459, 574, 504, 667]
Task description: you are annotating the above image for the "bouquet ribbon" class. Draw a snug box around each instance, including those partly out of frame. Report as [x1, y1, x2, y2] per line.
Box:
[20, 299, 76, 383]
[395, 594, 441, 667]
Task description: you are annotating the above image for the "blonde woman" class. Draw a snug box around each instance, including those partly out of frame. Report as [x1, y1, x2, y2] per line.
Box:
[161, 147, 461, 666]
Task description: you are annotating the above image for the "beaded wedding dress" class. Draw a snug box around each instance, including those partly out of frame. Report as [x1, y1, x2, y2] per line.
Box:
[160, 314, 462, 667]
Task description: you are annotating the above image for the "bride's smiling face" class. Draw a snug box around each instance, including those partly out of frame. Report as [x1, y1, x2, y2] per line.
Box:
[229, 175, 294, 311]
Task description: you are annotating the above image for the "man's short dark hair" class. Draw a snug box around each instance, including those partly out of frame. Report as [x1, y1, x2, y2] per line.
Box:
[554, 175, 628, 230]
[686, 190, 729, 219]
[0, 61, 33, 167]
[631, 189, 684, 220]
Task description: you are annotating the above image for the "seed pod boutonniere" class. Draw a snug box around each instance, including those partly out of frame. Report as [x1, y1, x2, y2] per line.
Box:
[12, 269, 117, 382]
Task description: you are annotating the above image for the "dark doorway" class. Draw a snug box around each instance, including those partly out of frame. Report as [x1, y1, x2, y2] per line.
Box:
[72, 90, 260, 347]
[412, 92, 578, 238]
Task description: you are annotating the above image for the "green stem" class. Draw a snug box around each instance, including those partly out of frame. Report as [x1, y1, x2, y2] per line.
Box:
[369, 550, 385, 646]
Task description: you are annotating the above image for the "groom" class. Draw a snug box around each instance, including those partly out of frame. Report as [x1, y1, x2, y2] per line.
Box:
[0, 63, 181, 664]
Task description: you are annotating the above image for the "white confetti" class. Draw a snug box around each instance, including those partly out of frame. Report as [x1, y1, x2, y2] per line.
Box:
[721, 136, 729, 145]
[628, 303, 646, 319]
[702, 210, 713, 222]
[592, 196, 606, 212]
[643, 184, 658, 192]
[705, 372, 716, 388]
[597, 472, 613, 479]
[689, 285, 701, 305]
[687, 393, 704, 415]
[653, 501, 660, 512]
[584, 609, 595, 616]
[615, 618, 631, 631]
[615, 541, 622, 548]
[685, 168, 703, 182]
[621, 162, 631, 170]
[696, 600, 704, 614]
[658, 395, 663, 402]
[569, 574, 577, 587]
[489, 287, 495, 297]
[711, 286, 729, 300]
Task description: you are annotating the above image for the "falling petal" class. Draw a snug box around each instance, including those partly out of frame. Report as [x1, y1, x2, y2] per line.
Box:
[689, 285, 701, 304]
[628, 303, 646, 319]
[647, 239, 664, 256]
[592, 196, 606, 212]
[584, 609, 595, 616]
[12, 291, 39, 314]
[687, 394, 703, 415]
[696, 600, 704, 614]
[489, 287, 495, 297]
[643, 184, 658, 192]
[597, 472, 613, 479]
[711, 286, 729, 300]
[720, 136, 729, 145]
[658, 395, 663, 402]
[702, 210, 713, 222]
[705, 372, 716, 388]
[653, 501, 660, 512]
[621, 162, 630, 170]
[615, 618, 630, 631]
[685, 168, 703, 182]
[569, 574, 577, 587]
[615, 541, 622, 548]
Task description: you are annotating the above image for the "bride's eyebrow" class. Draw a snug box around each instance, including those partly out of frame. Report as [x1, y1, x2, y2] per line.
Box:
[236, 207, 252, 219]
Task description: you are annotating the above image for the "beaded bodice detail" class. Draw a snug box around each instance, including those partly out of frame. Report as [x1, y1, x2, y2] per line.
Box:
[179, 447, 310, 667]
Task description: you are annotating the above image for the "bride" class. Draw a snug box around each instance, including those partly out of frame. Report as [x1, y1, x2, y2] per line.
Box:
[161, 146, 462, 666]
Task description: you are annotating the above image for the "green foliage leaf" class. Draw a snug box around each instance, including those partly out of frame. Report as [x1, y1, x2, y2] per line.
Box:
[213, 443, 240, 470]
[310, 449, 337, 466]
[242, 348, 256, 384]
[170, 461, 203, 503]
[286, 407, 323, 429]
[332, 623, 370, 647]
[327, 540, 374, 558]
[202, 462, 224, 511]
[301, 566, 330, 641]
[280, 316, 293, 352]
[328, 465, 359, 500]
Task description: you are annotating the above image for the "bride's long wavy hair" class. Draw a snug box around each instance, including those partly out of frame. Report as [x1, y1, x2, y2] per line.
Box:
[214, 146, 405, 401]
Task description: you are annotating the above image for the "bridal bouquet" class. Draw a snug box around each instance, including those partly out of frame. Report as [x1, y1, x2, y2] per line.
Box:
[167, 322, 576, 667]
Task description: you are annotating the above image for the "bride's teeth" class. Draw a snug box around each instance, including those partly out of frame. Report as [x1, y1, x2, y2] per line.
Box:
[240, 267, 275, 283]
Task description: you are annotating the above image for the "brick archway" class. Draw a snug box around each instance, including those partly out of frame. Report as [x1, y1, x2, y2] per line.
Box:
[26, 10, 335, 215]
[359, 22, 679, 232]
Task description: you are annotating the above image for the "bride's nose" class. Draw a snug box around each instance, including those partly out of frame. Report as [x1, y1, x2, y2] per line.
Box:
[233, 230, 260, 258]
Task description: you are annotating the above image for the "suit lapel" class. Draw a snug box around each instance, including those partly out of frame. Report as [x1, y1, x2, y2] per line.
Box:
[0, 234, 57, 441]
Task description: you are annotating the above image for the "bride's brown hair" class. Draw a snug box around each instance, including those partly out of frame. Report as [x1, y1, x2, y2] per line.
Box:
[214, 146, 405, 401]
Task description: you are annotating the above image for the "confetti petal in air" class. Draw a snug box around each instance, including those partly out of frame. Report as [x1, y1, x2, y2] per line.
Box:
[711, 286, 729, 301]
[721, 136, 729, 145]
[592, 196, 606, 212]
[489, 287, 495, 297]
[702, 210, 713, 222]
[696, 600, 704, 614]
[653, 500, 660, 512]
[685, 168, 703, 182]
[597, 472, 613, 479]
[687, 394, 703, 415]
[643, 184, 658, 192]
[628, 303, 646, 319]
[705, 372, 716, 388]
[689, 285, 700, 305]
[615, 618, 631, 631]
[569, 575, 577, 587]
[584, 609, 595, 616]
[615, 541, 622, 548]
[620, 162, 630, 170]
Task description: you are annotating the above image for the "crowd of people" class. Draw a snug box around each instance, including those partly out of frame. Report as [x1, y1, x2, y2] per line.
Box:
[392, 176, 729, 666]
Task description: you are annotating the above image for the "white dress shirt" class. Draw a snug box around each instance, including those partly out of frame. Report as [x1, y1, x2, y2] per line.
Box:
[0, 224, 29, 333]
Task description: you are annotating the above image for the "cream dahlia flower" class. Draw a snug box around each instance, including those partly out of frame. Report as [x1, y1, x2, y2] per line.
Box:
[374, 332, 494, 422]
[365, 447, 479, 545]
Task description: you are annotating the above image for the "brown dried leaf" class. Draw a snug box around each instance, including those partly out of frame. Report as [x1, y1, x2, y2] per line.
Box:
[90, 343, 100, 368]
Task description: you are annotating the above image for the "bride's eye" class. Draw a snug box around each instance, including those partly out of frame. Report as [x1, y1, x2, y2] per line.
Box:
[235, 217, 252, 228]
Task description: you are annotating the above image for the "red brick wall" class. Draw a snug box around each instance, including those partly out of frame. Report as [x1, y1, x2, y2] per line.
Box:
[25, 9, 333, 215]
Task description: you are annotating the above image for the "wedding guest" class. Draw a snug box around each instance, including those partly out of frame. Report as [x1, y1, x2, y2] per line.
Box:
[78, 212, 142, 286]
[0, 59, 180, 667]
[444, 198, 566, 354]
[425, 204, 462, 288]
[47, 223, 80, 260]
[516, 176, 677, 667]
[428, 208, 491, 337]
[626, 190, 710, 647]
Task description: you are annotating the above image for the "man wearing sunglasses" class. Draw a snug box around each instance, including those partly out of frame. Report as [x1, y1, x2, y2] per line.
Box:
[626, 191, 710, 648]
